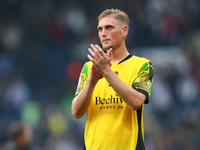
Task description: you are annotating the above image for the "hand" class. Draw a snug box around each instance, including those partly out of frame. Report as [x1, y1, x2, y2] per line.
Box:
[89, 64, 103, 81]
[87, 44, 112, 75]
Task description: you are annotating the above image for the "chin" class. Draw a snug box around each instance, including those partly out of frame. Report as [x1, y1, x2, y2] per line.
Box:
[103, 45, 112, 51]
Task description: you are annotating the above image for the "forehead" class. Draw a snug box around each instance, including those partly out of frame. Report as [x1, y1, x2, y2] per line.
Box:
[98, 16, 120, 28]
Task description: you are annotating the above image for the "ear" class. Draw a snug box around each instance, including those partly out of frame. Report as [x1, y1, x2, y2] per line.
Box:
[122, 26, 128, 37]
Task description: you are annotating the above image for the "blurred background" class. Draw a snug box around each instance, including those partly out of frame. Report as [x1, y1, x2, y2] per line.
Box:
[0, 0, 199, 149]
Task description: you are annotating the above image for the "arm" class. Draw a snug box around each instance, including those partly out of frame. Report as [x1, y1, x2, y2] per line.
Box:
[88, 44, 148, 110]
[72, 64, 103, 119]
[72, 77, 97, 119]
[102, 67, 146, 110]
[103, 61, 154, 109]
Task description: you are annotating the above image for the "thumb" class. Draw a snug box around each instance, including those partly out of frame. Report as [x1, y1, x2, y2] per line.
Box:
[107, 48, 112, 59]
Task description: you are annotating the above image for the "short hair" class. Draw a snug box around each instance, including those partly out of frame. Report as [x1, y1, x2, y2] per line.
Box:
[97, 8, 130, 27]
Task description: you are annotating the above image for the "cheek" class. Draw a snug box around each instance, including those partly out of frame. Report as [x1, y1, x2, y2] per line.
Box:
[112, 32, 122, 41]
[99, 32, 103, 42]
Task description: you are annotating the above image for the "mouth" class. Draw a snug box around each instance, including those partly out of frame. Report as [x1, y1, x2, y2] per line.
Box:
[102, 39, 110, 43]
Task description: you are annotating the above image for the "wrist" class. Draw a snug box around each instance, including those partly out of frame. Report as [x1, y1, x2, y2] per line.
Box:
[101, 67, 112, 77]
[87, 77, 99, 85]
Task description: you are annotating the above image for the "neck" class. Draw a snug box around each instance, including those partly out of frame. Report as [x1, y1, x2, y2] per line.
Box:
[110, 45, 129, 63]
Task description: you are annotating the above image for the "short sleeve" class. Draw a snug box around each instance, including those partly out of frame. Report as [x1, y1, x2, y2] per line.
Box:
[132, 61, 154, 104]
[74, 63, 89, 97]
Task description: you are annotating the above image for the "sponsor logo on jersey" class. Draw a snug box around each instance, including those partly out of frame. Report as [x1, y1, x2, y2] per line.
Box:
[95, 95, 124, 109]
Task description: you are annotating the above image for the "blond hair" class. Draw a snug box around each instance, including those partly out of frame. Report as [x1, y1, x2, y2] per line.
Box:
[97, 9, 130, 27]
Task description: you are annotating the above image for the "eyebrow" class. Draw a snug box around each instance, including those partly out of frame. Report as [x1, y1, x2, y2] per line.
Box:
[97, 24, 113, 30]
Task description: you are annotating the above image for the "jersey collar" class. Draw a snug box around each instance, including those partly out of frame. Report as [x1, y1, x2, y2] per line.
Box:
[118, 54, 133, 64]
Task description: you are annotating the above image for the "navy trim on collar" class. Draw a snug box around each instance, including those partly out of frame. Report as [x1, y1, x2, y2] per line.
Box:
[118, 54, 133, 64]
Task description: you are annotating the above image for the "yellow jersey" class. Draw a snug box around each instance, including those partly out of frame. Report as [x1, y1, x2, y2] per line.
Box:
[75, 55, 154, 150]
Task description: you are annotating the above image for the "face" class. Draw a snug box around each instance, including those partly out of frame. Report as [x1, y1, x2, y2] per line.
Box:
[16, 125, 32, 145]
[97, 16, 127, 50]
[23, 125, 32, 143]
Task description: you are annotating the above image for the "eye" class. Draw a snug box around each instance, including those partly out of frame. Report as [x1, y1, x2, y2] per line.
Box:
[98, 27, 102, 32]
[107, 26, 112, 29]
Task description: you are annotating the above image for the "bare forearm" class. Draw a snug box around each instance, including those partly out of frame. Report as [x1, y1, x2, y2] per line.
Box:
[102, 68, 145, 110]
[72, 78, 98, 119]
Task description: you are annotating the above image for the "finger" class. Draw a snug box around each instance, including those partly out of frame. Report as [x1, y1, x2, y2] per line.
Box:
[91, 44, 101, 57]
[94, 44, 105, 57]
[87, 54, 94, 62]
[107, 48, 112, 59]
[88, 48, 98, 60]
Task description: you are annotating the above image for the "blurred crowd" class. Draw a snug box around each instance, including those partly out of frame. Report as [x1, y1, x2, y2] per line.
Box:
[0, 0, 200, 150]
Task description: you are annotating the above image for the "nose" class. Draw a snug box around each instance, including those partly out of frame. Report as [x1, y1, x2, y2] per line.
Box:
[100, 28, 107, 37]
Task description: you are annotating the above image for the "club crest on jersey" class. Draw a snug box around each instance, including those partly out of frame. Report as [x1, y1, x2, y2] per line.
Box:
[75, 74, 85, 96]
[143, 79, 152, 90]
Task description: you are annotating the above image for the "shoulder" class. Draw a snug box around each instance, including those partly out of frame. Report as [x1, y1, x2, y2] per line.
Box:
[84, 61, 93, 69]
[129, 55, 152, 67]
[131, 55, 151, 63]
[81, 61, 93, 74]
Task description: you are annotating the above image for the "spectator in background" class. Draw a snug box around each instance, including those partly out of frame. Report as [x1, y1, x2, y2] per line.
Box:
[4, 72, 30, 109]
[1, 122, 34, 150]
